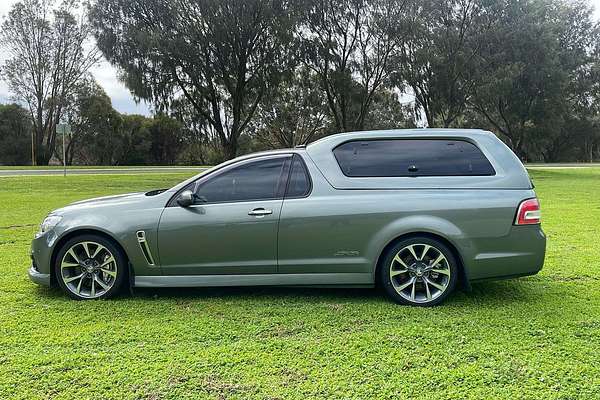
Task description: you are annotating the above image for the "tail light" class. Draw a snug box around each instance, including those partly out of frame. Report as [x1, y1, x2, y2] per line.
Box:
[515, 198, 541, 225]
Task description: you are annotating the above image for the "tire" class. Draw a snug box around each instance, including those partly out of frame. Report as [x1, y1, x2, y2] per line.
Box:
[379, 236, 458, 306]
[54, 234, 127, 300]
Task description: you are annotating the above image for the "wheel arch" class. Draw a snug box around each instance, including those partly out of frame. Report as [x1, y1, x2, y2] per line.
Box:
[49, 228, 132, 287]
[374, 231, 470, 291]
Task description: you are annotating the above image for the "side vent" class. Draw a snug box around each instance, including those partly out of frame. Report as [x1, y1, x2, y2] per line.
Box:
[136, 230, 155, 266]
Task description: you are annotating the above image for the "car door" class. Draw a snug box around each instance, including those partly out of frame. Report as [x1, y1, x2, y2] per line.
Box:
[277, 154, 373, 276]
[157, 154, 291, 275]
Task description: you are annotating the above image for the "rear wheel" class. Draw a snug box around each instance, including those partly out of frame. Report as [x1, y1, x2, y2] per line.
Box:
[54, 234, 126, 300]
[380, 237, 458, 306]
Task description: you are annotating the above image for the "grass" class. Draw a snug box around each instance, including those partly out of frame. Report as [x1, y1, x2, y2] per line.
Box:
[1, 169, 599, 399]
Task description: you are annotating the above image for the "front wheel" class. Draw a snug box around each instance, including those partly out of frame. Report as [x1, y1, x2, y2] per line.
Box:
[54, 234, 127, 300]
[380, 237, 458, 306]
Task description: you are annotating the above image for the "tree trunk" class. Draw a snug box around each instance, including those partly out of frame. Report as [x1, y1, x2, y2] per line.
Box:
[223, 138, 237, 160]
[35, 128, 46, 165]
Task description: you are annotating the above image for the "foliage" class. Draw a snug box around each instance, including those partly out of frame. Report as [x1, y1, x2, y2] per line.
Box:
[63, 79, 123, 165]
[1, 0, 599, 164]
[251, 68, 330, 148]
[393, 0, 492, 128]
[0, 0, 100, 165]
[90, 0, 297, 159]
[169, 99, 215, 165]
[117, 115, 154, 166]
[147, 113, 184, 165]
[467, 0, 600, 161]
[299, 0, 413, 132]
[60, 80, 186, 165]
[0, 103, 32, 165]
[361, 89, 416, 130]
[88, 0, 600, 163]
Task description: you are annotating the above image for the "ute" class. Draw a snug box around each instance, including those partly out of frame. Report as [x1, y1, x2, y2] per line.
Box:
[29, 129, 545, 306]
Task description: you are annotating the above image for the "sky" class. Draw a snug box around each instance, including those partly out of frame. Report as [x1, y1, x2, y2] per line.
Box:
[1, 0, 600, 117]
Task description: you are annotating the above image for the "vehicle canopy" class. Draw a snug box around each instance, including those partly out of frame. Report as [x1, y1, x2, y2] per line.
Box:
[305, 129, 532, 190]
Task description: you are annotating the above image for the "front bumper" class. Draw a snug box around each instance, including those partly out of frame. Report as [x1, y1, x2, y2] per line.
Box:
[28, 266, 51, 286]
[29, 230, 59, 286]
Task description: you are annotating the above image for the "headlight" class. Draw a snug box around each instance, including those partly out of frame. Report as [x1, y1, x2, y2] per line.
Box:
[36, 215, 62, 237]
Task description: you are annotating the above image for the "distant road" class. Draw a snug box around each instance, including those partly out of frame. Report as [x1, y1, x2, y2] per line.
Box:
[0, 166, 210, 177]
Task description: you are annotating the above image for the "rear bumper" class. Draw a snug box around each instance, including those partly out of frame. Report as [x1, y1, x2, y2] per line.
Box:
[28, 266, 51, 286]
[464, 225, 546, 281]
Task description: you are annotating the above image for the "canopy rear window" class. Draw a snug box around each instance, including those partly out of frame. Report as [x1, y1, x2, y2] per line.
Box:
[333, 139, 496, 177]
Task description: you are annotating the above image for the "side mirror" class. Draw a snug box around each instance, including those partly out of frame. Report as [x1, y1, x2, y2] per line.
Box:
[177, 190, 194, 207]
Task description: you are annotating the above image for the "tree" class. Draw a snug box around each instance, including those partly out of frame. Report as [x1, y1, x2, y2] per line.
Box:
[170, 98, 221, 165]
[147, 114, 184, 165]
[0, 0, 100, 165]
[393, 0, 491, 128]
[90, 0, 296, 159]
[63, 79, 187, 165]
[0, 104, 32, 165]
[540, 52, 600, 162]
[118, 115, 154, 165]
[299, 0, 413, 132]
[251, 68, 329, 148]
[560, 23, 600, 162]
[361, 89, 415, 130]
[64, 80, 123, 165]
[468, 0, 598, 160]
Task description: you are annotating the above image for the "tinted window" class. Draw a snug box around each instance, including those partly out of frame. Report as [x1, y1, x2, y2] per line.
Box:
[196, 157, 287, 203]
[333, 139, 495, 177]
[286, 155, 311, 197]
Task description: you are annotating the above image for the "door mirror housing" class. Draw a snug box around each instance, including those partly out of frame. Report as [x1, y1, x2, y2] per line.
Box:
[177, 190, 194, 207]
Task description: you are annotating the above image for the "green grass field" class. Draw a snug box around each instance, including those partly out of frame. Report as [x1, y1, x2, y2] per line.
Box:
[1, 169, 599, 399]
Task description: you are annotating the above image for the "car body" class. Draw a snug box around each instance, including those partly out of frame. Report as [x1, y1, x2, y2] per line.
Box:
[29, 129, 546, 305]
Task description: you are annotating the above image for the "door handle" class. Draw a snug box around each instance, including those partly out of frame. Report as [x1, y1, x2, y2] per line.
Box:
[248, 208, 273, 217]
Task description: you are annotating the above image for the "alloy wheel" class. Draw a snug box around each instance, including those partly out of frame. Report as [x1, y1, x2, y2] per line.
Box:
[389, 243, 451, 304]
[59, 241, 118, 299]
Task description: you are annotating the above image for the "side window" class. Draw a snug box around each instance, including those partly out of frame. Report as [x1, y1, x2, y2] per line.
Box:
[285, 155, 311, 198]
[333, 139, 495, 177]
[195, 157, 288, 203]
